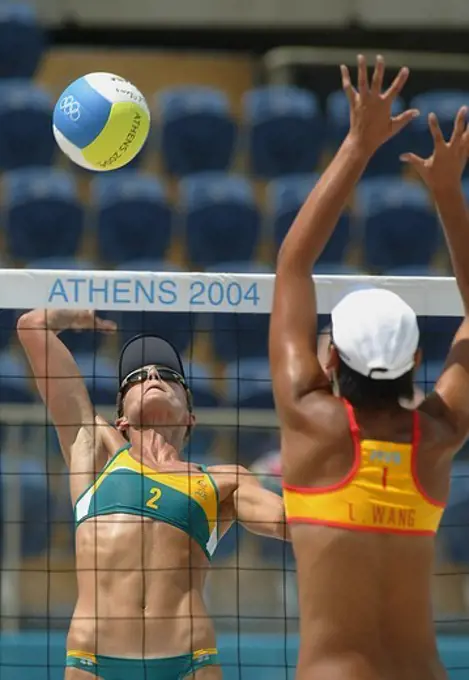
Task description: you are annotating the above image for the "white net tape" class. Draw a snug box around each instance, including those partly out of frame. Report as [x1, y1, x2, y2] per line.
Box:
[0, 269, 463, 315]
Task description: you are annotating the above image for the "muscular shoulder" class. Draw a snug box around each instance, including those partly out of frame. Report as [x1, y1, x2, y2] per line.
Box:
[282, 390, 349, 438]
[207, 464, 254, 487]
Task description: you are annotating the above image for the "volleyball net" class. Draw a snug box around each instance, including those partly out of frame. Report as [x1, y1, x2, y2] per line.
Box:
[1, 269, 469, 673]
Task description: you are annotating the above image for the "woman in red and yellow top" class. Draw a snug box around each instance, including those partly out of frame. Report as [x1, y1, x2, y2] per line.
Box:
[270, 54, 469, 680]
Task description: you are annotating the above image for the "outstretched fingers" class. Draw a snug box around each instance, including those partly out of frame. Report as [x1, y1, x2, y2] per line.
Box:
[428, 112, 445, 145]
[391, 108, 420, 135]
[340, 64, 356, 104]
[400, 152, 425, 168]
[450, 106, 468, 144]
[383, 66, 410, 101]
[357, 54, 369, 95]
[371, 55, 385, 94]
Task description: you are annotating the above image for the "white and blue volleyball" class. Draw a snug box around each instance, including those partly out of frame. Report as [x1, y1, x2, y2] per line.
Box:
[53, 73, 150, 171]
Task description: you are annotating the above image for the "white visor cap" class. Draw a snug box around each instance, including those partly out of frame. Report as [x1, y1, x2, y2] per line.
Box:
[331, 288, 420, 380]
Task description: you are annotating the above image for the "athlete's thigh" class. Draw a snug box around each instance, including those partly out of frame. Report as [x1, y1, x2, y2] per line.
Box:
[65, 667, 103, 680]
[190, 665, 223, 680]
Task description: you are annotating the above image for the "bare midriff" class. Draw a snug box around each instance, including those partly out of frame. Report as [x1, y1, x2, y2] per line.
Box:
[68, 515, 216, 658]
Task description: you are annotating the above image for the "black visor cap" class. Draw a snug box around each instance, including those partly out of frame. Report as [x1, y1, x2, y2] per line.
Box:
[118, 334, 185, 385]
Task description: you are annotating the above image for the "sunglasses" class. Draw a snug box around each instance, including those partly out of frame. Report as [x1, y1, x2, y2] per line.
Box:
[120, 365, 193, 411]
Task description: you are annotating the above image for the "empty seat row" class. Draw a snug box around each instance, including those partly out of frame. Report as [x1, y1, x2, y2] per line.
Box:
[0, 351, 273, 408]
[1, 169, 450, 269]
[2, 80, 469, 177]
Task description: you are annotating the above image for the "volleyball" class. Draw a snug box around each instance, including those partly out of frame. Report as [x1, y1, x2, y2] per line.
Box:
[52, 72, 150, 171]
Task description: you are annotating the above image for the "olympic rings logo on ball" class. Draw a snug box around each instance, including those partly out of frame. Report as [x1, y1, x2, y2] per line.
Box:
[59, 96, 81, 122]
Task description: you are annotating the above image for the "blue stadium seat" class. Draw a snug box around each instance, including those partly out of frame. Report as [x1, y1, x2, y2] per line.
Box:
[410, 91, 469, 160]
[204, 262, 272, 363]
[74, 353, 118, 406]
[92, 173, 173, 265]
[185, 362, 224, 463]
[0, 81, 54, 169]
[158, 87, 236, 176]
[115, 259, 192, 355]
[0, 309, 15, 352]
[212, 523, 246, 562]
[226, 358, 273, 409]
[416, 360, 444, 394]
[181, 173, 260, 267]
[441, 461, 469, 564]
[268, 174, 351, 263]
[244, 86, 324, 178]
[186, 362, 223, 408]
[327, 91, 408, 176]
[0, 351, 33, 403]
[357, 178, 440, 271]
[420, 317, 461, 364]
[0, 4, 44, 78]
[0, 457, 52, 558]
[4, 168, 84, 260]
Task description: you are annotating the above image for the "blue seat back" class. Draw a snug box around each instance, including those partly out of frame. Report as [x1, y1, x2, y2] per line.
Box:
[0, 81, 54, 168]
[204, 262, 271, 362]
[0, 351, 32, 403]
[268, 174, 350, 263]
[358, 178, 439, 271]
[244, 86, 324, 178]
[0, 5, 44, 78]
[74, 353, 118, 406]
[4, 168, 84, 259]
[181, 173, 260, 267]
[92, 173, 173, 265]
[158, 87, 236, 176]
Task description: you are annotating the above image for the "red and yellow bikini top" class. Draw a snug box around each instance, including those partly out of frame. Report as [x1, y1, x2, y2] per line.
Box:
[283, 400, 445, 535]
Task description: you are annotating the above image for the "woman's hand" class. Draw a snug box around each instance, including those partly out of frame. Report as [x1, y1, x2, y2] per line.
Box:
[343, 54, 419, 158]
[400, 106, 469, 193]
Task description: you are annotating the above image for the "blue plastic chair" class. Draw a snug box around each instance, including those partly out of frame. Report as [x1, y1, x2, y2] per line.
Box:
[115, 259, 192, 355]
[0, 4, 44, 78]
[204, 262, 272, 363]
[184, 362, 225, 462]
[91, 173, 173, 265]
[327, 91, 408, 176]
[357, 178, 440, 271]
[4, 168, 84, 260]
[74, 353, 118, 406]
[0, 351, 33, 403]
[181, 173, 260, 267]
[415, 360, 444, 395]
[409, 91, 469, 160]
[0, 456, 52, 558]
[0, 81, 54, 169]
[158, 87, 236, 176]
[441, 461, 469, 564]
[244, 86, 324, 178]
[226, 358, 273, 409]
[268, 174, 351, 263]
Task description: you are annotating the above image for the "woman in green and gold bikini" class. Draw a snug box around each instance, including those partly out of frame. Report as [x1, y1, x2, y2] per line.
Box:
[18, 309, 287, 680]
